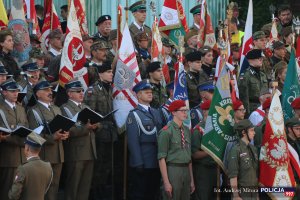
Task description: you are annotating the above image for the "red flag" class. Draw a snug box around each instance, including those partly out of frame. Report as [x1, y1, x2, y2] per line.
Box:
[288, 143, 300, 179]
[74, 0, 88, 35]
[59, 0, 87, 89]
[40, 0, 61, 52]
[151, 16, 163, 61]
[259, 91, 296, 199]
[296, 35, 300, 67]
[0, 0, 8, 30]
[117, 4, 123, 49]
[24, 0, 41, 37]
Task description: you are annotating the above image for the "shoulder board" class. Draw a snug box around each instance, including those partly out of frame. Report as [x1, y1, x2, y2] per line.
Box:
[162, 125, 169, 131]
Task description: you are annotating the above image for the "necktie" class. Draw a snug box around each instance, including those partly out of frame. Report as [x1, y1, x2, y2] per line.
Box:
[78, 104, 82, 109]
[48, 105, 56, 117]
[139, 27, 143, 31]
[13, 106, 17, 125]
[180, 128, 185, 148]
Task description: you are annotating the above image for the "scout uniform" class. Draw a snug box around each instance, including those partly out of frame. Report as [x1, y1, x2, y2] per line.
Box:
[227, 120, 259, 200]
[128, 1, 151, 43]
[93, 15, 112, 48]
[0, 80, 29, 200]
[147, 62, 168, 108]
[186, 51, 209, 108]
[8, 132, 53, 200]
[84, 62, 118, 199]
[27, 80, 64, 200]
[60, 80, 97, 200]
[158, 100, 192, 200]
[238, 49, 268, 115]
[126, 80, 163, 200]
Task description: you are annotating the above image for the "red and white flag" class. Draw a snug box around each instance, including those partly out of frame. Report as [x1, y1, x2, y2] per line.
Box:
[151, 16, 163, 62]
[40, 0, 61, 52]
[74, 0, 88, 36]
[259, 90, 296, 199]
[288, 143, 300, 179]
[24, 0, 41, 36]
[59, 0, 87, 89]
[117, 4, 123, 49]
[113, 23, 141, 129]
[239, 0, 253, 75]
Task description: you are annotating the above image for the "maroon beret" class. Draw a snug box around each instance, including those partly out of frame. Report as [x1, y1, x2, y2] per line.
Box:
[262, 98, 272, 110]
[291, 97, 300, 109]
[168, 100, 186, 112]
[200, 100, 211, 110]
[233, 100, 243, 111]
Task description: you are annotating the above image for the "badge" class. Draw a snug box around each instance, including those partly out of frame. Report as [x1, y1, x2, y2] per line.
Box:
[191, 112, 195, 119]
[127, 117, 132, 124]
[240, 152, 247, 157]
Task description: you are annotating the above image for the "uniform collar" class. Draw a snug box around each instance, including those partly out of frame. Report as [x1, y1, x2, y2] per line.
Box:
[38, 100, 51, 109]
[138, 103, 150, 111]
[69, 99, 81, 106]
[49, 47, 61, 56]
[134, 21, 144, 30]
[4, 99, 16, 109]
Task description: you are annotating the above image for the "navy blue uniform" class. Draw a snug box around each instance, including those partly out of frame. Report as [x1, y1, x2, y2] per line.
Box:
[190, 106, 204, 128]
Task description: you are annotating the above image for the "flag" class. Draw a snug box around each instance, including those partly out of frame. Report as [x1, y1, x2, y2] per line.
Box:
[288, 143, 300, 179]
[24, 0, 41, 36]
[59, 0, 87, 89]
[162, 61, 171, 84]
[201, 64, 236, 172]
[197, 0, 216, 49]
[117, 4, 123, 49]
[239, 0, 253, 75]
[0, 0, 8, 30]
[8, 0, 31, 63]
[113, 23, 141, 130]
[282, 50, 300, 120]
[74, 0, 88, 36]
[296, 35, 300, 68]
[151, 16, 163, 62]
[40, 0, 61, 52]
[259, 90, 296, 199]
[158, 0, 189, 46]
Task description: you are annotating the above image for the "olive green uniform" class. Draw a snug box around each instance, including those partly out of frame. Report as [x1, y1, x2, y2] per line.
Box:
[254, 119, 266, 149]
[227, 140, 259, 199]
[8, 157, 53, 200]
[191, 122, 217, 200]
[150, 82, 167, 109]
[157, 121, 192, 200]
[238, 66, 268, 115]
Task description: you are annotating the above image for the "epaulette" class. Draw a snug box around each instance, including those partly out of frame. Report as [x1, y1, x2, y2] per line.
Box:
[162, 125, 169, 131]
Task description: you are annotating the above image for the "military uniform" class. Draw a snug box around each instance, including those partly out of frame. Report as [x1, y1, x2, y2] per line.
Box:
[157, 121, 192, 200]
[60, 99, 97, 200]
[8, 157, 52, 200]
[27, 102, 64, 200]
[93, 15, 112, 48]
[84, 79, 118, 199]
[238, 66, 268, 115]
[126, 104, 163, 200]
[0, 101, 29, 200]
[150, 82, 167, 109]
[192, 122, 217, 200]
[190, 106, 204, 128]
[129, 23, 151, 45]
[0, 50, 20, 81]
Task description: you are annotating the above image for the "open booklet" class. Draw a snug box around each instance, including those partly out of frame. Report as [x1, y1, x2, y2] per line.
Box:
[48, 114, 76, 134]
[72, 108, 118, 125]
[0, 125, 44, 137]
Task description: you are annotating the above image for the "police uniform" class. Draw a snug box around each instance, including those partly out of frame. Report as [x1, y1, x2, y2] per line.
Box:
[192, 122, 217, 200]
[93, 15, 112, 48]
[126, 80, 164, 200]
[0, 80, 29, 200]
[84, 62, 118, 199]
[27, 81, 64, 200]
[8, 132, 53, 200]
[227, 120, 258, 200]
[60, 81, 97, 200]
[238, 49, 268, 115]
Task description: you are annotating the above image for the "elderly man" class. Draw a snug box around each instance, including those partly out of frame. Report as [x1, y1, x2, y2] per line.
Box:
[93, 15, 112, 48]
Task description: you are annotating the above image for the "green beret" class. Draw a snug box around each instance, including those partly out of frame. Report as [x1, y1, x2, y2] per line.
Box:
[285, 117, 300, 127]
[128, 1, 146, 13]
[252, 31, 266, 40]
[190, 5, 201, 15]
[90, 41, 109, 51]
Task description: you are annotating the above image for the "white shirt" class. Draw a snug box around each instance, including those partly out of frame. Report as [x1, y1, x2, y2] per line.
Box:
[5, 99, 16, 110]
[49, 47, 62, 56]
[249, 105, 265, 126]
[70, 99, 81, 107]
[139, 103, 150, 111]
[166, 55, 172, 64]
[134, 21, 144, 31]
[194, 23, 200, 30]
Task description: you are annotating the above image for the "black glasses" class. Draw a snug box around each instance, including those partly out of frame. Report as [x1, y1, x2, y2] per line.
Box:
[176, 109, 189, 113]
[71, 89, 84, 93]
[237, 109, 246, 113]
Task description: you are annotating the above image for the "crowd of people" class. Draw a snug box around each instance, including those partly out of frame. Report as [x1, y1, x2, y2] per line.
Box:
[0, 0, 299, 200]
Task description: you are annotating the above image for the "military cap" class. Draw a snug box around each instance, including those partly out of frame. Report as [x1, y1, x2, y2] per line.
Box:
[190, 5, 201, 15]
[285, 117, 300, 127]
[162, 37, 174, 47]
[128, 1, 146, 13]
[281, 26, 292, 37]
[252, 31, 266, 40]
[234, 119, 254, 131]
[95, 15, 111, 26]
[1, 79, 20, 91]
[97, 61, 112, 73]
[30, 34, 41, 44]
[245, 49, 263, 60]
[199, 46, 212, 55]
[29, 47, 45, 59]
[21, 60, 39, 72]
[200, 100, 211, 110]
[82, 34, 94, 42]
[33, 80, 52, 92]
[25, 132, 46, 147]
[109, 29, 117, 41]
[168, 100, 186, 112]
[166, 81, 174, 91]
[291, 97, 300, 109]
[132, 79, 152, 93]
[134, 32, 148, 41]
[48, 29, 63, 39]
[272, 41, 285, 50]
[198, 81, 214, 91]
[262, 98, 272, 110]
[147, 62, 161, 73]
[185, 51, 202, 62]
[90, 41, 109, 51]
[261, 23, 272, 36]
[65, 80, 83, 91]
[0, 62, 8, 75]
[233, 100, 243, 111]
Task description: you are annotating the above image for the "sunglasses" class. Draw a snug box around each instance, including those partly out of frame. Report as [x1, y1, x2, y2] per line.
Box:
[70, 89, 84, 93]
